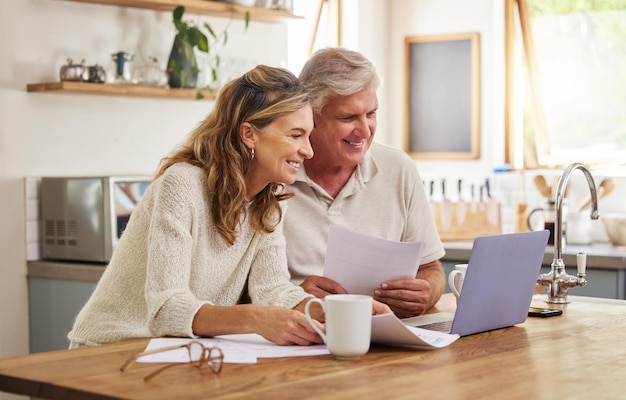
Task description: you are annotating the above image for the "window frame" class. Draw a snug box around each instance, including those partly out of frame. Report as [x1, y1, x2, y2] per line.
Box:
[504, 0, 626, 170]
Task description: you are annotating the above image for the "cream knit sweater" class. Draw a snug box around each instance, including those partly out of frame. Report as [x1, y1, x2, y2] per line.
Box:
[68, 162, 309, 348]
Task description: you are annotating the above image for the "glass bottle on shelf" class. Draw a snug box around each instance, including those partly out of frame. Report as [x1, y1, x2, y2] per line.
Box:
[111, 52, 135, 84]
[134, 56, 168, 87]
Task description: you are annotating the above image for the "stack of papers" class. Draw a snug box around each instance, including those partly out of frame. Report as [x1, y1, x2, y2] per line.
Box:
[139, 317, 458, 365]
[139, 335, 329, 364]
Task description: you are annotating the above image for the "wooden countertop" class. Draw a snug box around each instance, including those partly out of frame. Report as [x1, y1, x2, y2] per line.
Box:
[1, 294, 625, 399]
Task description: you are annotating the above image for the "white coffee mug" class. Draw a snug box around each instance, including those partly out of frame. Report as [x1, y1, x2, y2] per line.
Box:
[304, 294, 372, 360]
[448, 263, 468, 302]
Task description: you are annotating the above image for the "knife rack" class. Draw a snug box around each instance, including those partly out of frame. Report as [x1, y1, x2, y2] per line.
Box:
[431, 201, 501, 240]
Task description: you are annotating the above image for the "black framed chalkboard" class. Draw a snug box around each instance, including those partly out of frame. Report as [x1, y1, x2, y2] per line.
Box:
[404, 32, 481, 159]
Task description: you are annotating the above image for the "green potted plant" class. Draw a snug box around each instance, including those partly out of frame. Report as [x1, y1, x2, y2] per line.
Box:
[166, 6, 250, 90]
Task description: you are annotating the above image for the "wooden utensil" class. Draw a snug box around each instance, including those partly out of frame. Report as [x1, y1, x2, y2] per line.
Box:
[578, 178, 615, 212]
[533, 175, 552, 199]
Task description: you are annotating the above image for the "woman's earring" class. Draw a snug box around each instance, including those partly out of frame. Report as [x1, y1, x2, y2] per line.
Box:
[250, 148, 255, 159]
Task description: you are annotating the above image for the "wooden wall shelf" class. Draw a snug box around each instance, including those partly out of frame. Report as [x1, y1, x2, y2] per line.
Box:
[60, 0, 303, 23]
[26, 81, 215, 101]
[29, 1, 298, 100]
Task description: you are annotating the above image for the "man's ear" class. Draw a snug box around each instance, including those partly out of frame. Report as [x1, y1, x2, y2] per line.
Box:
[239, 122, 256, 150]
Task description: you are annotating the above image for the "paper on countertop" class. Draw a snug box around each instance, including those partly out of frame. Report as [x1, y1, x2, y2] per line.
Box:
[138, 335, 330, 365]
[324, 225, 425, 296]
[371, 313, 459, 350]
[137, 315, 457, 365]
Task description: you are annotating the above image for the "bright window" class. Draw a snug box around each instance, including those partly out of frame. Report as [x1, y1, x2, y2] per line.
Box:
[506, 0, 626, 170]
[287, 0, 341, 74]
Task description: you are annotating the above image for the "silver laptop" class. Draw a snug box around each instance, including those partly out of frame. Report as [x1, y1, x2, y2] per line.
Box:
[402, 230, 550, 336]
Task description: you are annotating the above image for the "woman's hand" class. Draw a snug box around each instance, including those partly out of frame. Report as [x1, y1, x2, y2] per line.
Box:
[372, 299, 392, 315]
[192, 303, 322, 345]
[254, 306, 324, 346]
[299, 275, 347, 298]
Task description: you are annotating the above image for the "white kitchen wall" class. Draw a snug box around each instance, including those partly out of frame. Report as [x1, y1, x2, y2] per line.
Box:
[387, 0, 505, 179]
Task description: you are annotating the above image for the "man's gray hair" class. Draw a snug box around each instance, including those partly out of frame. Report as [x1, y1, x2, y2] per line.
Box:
[299, 47, 380, 114]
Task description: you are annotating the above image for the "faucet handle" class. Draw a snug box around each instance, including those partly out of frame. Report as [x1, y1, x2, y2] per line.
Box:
[577, 252, 587, 275]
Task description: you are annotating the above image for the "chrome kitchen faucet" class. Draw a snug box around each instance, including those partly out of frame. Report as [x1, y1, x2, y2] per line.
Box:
[536, 163, 599, 303]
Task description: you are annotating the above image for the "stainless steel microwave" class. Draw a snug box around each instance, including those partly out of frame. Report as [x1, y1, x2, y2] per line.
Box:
[40, 176, 152, 263]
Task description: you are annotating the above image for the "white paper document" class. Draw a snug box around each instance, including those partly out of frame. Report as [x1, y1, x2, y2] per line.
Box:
[139, 315, 458, 366]
[324, 225, 426, 296]
[371, 313, 459, 350]
[138, 335, 330, 365]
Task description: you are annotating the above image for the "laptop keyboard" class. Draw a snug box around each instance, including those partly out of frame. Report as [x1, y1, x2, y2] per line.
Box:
[418, 320, 452, 332]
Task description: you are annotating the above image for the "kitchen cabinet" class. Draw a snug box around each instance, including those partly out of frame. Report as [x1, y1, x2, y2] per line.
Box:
[29, 277, 96, 353]
[27, 0, 301, 100]
[28, 262, 103, 353]
[442, 261, 625, 299]
[441, 242, 626, 300]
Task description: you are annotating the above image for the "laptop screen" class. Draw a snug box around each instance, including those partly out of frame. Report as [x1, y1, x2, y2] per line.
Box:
[450, 230, 550, 336]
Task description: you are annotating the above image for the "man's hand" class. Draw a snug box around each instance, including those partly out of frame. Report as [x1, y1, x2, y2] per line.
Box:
[373, 260, 445, 318]
[300, 275, 348, 298]
[373, 278, 432, 318]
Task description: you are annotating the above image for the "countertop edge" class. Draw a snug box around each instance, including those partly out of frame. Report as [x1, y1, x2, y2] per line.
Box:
[443, 241, 626, 270]
[27, 242, 626, 284]
[28, 261, 105, 282]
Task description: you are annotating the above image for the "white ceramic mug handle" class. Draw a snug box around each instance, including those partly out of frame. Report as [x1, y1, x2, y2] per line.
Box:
[448, 270, 462, 298]
[304, 298, 327, 343]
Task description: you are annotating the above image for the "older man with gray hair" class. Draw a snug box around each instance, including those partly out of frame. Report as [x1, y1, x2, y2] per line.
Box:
[284, 47, 445, 317]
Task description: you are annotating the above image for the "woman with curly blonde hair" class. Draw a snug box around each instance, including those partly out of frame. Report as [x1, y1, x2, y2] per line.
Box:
[68, 65, 329, 348]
